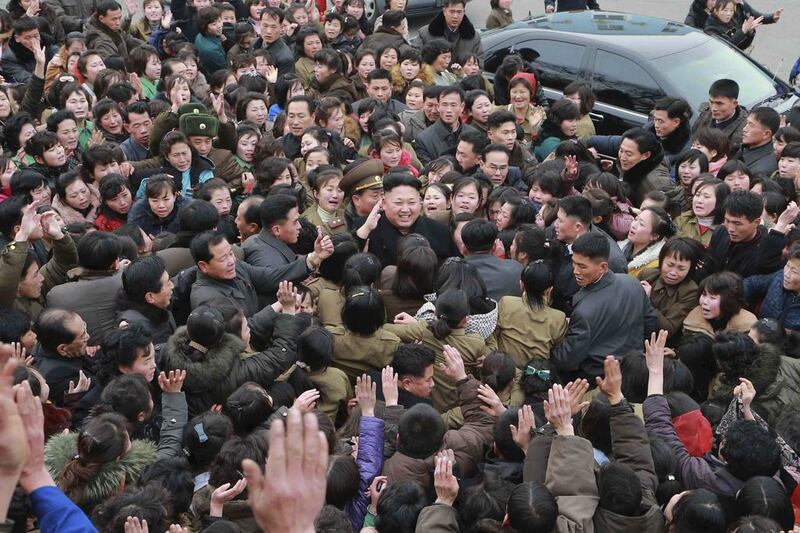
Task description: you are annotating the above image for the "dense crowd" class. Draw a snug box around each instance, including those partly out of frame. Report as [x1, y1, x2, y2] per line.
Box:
[1, 0, 800, 531]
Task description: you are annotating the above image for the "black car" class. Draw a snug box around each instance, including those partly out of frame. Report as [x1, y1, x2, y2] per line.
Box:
[481, 11, 799, 135]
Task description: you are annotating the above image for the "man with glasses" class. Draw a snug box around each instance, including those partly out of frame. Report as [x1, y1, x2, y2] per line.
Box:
[478, 144, 528, 193]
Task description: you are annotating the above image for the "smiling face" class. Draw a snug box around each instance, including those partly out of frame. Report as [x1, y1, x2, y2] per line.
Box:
[618, 138, 648, 172]
[510, 84, 531, 110]
[384, 184, 421, 232]
[423, 187, 448, 215]
[237, 132, 258, 162]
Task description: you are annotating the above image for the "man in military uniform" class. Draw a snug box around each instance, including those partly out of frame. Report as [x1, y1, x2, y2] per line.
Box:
[341, 159, 384, 230]
[178, 111, 243, 187]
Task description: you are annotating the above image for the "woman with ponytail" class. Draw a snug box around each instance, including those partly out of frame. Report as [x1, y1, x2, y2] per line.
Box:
[45, 413, 156, 512]
[493, 260, 568, 368]
[318, 252, 382, 326]
[387, 289, 486, 412]
[294, 325, 353, 424]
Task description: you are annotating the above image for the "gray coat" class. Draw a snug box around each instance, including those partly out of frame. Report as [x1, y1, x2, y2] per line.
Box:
[734, 141, 778, 176]
[46, 269, 123, 345]
[464, 253, 523, 301]
[242, 230, 312, 294]
[191, 261, 285, 316]
[84, 14, 144, 60]
[400, 109, 433, 144]
[551, 271, 659, 381]
[414, 119, 478, 165]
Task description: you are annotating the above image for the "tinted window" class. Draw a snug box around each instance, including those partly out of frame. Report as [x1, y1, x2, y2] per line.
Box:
[591, 50, 666, 113]
[514, 40, 586, 91]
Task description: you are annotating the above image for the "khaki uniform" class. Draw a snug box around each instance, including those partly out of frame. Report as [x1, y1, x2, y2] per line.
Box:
[301, 205, 348, 237]
[384, 322, 486, 413]
[675, 211, 715, 248]
[493, 296, 567, 368]
[328, 325, 401, 383]
[308, 366, 353, 424]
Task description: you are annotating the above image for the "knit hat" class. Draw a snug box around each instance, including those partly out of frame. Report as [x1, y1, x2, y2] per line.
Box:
[179, 113, 219, 138]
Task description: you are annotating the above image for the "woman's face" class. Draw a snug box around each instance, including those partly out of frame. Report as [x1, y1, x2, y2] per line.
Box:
[723, 170, 750, 192]
[144, 0, 163, 22]
[405, 86, 423, 110]
[19, 123, 36, 149]
[357, 55, 376, 79]
[31, 182, 51, 205]
[148, 189, 177, 219]
[660, 253, 691, 286]
[314, 177, 343, 213]
[691, 141, 715, 161]
[424, 187, 449, 215]
[453, 183, 480, 215]
[469, 95, 492, 125]
[692, 184, 716, 218]
[496, 201, 514, 230]
[313, 62, 333, 83]
[627, 210, 656, 247]
[358, 110, 372, 132]
[210, 187, 232, 216]
[324, 107, 345, 134]
[560, 117, 578, 137]
[699, 289, 722, 320]
[42, 143, 66, 168]
[528, 183, 553, 206]
[774, 135, 788, 157]
[713, 2, 735, 23]
[65, 179, 91, 210]
[170, 80, 192, 105]
[56, 119, 79, 153]
[399, 59, 419, 81]
[303, 34, 322, 58]
[324, 19, 342, 40]
[246, 99, 268, 126]
[67, 54, 80, 74]
[182, 59, 198, 82]
[67, 40, 86, 56]
[510, 85, 531, 110]
[166, 141, 192, 172]
[379, 48, 398, 71]
[249, 2, 263, 19]
[462, 56, 480, 76]
[379, 142, 402, 168]
[389, 0, 406, 9]
[106, 187, 133, 214]
[346, 2, 363, 18]
[144, 54, 162, 80]
[0, 91, 11, 119]
[100, 109, 123, 134]
[300, 133, 321, 155]
[433, 51, 451, 72]
[84, 55, 106, 83]
[237, 132, 258, 162]
[0, 160, 15, 188]
[678, 159, 701, 187]
[305, 151, 328, 171]
[274, 168, 292, 186]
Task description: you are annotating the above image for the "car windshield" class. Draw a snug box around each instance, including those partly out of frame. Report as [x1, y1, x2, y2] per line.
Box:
[651, 38, 778, 111]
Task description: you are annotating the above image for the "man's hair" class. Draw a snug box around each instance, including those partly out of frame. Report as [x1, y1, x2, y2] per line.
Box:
[382, 9, 405, 28]
[34, 308, 79, 353]
[709, 78, 739, 99]
[442, 0, 466, 7]
[653, 96, 693, 121]
[392, 344, 435, 379]
[383, 171, 421, 193]
[782, 142, 800, 160]
[494, 409, 525, 462]
[122, 255, 167, 302]
[723, 420, 781, 480]
[506, 482, 557, 533]
[487, 110, 517, 130]
[558, 195, 593, 226]
[597, 463, 642, 516]
[190, 230, 227, 264]
[622, 127, 660, 157]
[750, 107, 781, 136]
[366, 68, 391, 84]
[572, 231, 610, 262]
[12, 16, 39, 34]
[483, 143, 511, 159]
[397, 403, 445, 458]
[178, 200, 220, 233]
[286, 95, 316, 115]
[724, 190, 763, 221]
[423, 84, 446, 101]
[374, 481, 427, 533]
[458, 129, 488, 155]
[259, 194, 298, 228]
[461, 218, 498, 254]
[439, 85, 465, 102]
[25, 131, 59, 159]
[261, 5, 284, 22]
[315, 506, 353, 532]
[78, 231, 123, 270]
[97, 0, 123, 16]
[125, 100, 151, 120]
[0, 309, 32, 344]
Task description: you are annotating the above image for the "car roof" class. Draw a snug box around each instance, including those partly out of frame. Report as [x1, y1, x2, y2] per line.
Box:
[483, 11, 712, 60]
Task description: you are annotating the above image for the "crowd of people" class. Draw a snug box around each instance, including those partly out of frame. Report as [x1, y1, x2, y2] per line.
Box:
[1, 0, 800, 530]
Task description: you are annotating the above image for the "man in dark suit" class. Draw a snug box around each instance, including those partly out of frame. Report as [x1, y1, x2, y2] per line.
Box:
[460, 218, 523, 301]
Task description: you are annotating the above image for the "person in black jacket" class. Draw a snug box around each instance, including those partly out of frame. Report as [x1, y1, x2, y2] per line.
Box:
[117, 255, 177, 345]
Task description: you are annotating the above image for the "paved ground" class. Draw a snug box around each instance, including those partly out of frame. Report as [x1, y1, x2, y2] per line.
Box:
[410, 0, 799, 81]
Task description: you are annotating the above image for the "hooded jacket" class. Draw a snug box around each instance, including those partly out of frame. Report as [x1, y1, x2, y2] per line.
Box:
[84, 14, 145, 60]
[45, 432, 156, 512]
[415, 11, 483, 64]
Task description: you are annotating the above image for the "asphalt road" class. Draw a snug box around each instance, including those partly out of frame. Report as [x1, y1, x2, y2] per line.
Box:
[411, 0, 799, 81]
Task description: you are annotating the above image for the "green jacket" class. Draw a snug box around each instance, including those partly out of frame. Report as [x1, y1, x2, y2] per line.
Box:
[195, 33, 229, 77]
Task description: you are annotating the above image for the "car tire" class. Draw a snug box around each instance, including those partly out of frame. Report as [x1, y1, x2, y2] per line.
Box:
[365, 0, 380, 24]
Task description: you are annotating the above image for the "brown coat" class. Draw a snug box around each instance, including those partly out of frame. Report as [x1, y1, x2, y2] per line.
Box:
[328, 325, 401, 383]
[301, 205, 348, 237]
[675, 211, 715, 248]
[493, 295, 567, 368]
[308, 366, 353, 424]
[384, 321, 486, 412]
[485, 7, 513, 29]
[683, 306, 756, 338]
[638, 268, 700, 340]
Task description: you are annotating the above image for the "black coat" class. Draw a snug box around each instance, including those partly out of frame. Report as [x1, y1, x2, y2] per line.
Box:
[703, 225, 785, 279]
[734, 141, 778, 176]
[352, 214, 459, 267]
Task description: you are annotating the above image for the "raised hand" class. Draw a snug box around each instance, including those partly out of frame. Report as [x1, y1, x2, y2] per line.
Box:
[25, 0, 41, 17]
[158, 370, 186, 393]
[15, 201, 41, 243]
[40, 211, 64, 240]
[265, 65, 278, 84]
[242, 172, 256, 194]
[356, 198, 383, 239]
[0, 359, 27, 487]
[67, 370, 91, 395]
[355, 374, 376, 417]
[595, 356, 623, 405]
[775, 201, 799, 234]
[161, 11, 172, 28]
[392, 312, 417, 324]
[644, 330, 668, 373]
[88, 128, 105, 148]
[640, 280, 652, 297]
[368, 475, 388, 509]
[32, 39, 46, 66]
[210, 478, 247, 517]
[314, 228, 334, 260]
[242, 409, 328, 533]
[8, 343, 32, 367]
[15, 379, 46, 493]
[563, 379, 590, 415]
[292, 389, 320, 413]
[433, 452, 459, 506]
[561, 155, 578, 184]
[510, 404, 535, 454]
[276, 280, 298, 314]
[477, 384, 505, 418]
[734, 377, 756, 420]
[123, 517, 148, 533]
[543, 384, 574, 436]
[439, 345, 467, 382]
[381, 366, 398, 407]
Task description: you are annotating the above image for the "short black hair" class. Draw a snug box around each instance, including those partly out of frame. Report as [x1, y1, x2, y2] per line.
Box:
[366, 68, 391, 84]
[709, 78, 739, 99]
[78, 231, 123, 270]
[397, 403, 445, 458]
[286, 94, 316, 115]
[122, 255, 167, 302]
[383, 172, 421, 193]
[723, 420, 780, 481]
[420, 38, 452, 65]
[381, 9, 405, 27]
[0, 309, 32, 343]
[178, 200, 220, 233]
[374, 481, 427, 533]
[493, 409, 524, 461]
[460, 218, 498, 254]
[506, 482, 557, 533]
[724, 189, 763, 221]
[572, 231, 610, 262]
[297, 326, 334, 371]
[342, 286, 385, 335]
[190, 230, 227, 264]
[558, 195, 593, 226]
[653, 96, 693, 121]
[597, 463, 642, 516]
[391, 343, 435, 379]
[735, 476, 794, 531]
[750, 106, 781, 136]
[259, 193, 298, 228]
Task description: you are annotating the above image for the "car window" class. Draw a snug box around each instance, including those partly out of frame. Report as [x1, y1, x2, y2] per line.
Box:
[591, 50, 666, 113]
[514, 40, 586, 91]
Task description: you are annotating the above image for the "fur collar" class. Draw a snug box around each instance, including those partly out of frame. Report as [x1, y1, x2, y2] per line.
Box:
[45, 432, 156, 506]
[426, 11, 476, 40]
[619, 238, 665, 271]
[620, 142, 666, 183]
[164, 327, 244, 393]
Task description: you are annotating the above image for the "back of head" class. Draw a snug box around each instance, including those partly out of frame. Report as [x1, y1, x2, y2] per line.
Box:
[342, 286, 385, 335]
[297, 326, 335, 372]
[458, 473, 513, 528]
[186, 305, 226, 350]
[392, 343, 435, 379]
[325, 454, 360, 509]
[138, 456, 194, 518]
[341, 252, 382, 293]
[735, 476, 794, 531]
[178, 200, 220, 234]
[209, 432, 268, 488]
[96, 373, 153, 423]
[481, 351, 516, 392]
[580, 396, 612, 455]
[182, 411, 234, 470]
[78, 231, 123, 270]
[671, 488, 726, 533]
[397, 403, 445, 458]
[493, 409, 524, 462]
[315, 505, 354, 533]
[597, 462, 642, 516]
[572, 231, 610, 262]
[429, 289, 469, 340]
[506, 482, 557, 533]
[223, 382, 274, 435]
[317, 234, 358, 284]
[722, 419, 780, 481]
[374, 480, 427, 533]
[461, 218, 498, 254]
[729, 515, 782, 533]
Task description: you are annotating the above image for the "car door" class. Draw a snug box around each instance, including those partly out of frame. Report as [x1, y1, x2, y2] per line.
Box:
[509, 39, 589, 103]
[588, 49, 668, 135]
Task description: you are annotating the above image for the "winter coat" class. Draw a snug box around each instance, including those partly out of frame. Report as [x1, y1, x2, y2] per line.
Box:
[327, 325, 401, 383]
[191, 485, 259, 532]
[704, 15, 751, 50]
[493, 295, 567, 368]
[93, 208, 127, 232]
[163, 328, 245, 416]
[618, 238, 665, 278]
[362, 27, 411, 57]
[307, 366, 353, 422]
[415, 11, 483, 64]
[647, 120, 692, 168]
[0, 235, 78, 321]
[384, 321, 486, 412]
[1, 39, 37, 84]
[551, 271, 659, 382]
[84, 14, 145, 60]
[134, 152, 215, 199]
[45, 432, 156, 511]
[416, 297, 498, 341]
[675, 211, 716, 247]
[463, 253, 523, 302]
[242, 230, 313, 283]
[638, 268, 699, 340]
[345, 416, 384, 531]
[253, 36, 295, 76]
[745, 269, 800, 332]
[704, 224, 785, 278]
[734, 140, 778, 176]
[400, 109, 433, 144]
[691, 103, 748, 156]
[415, 504, 459, 533]
[382, 377, 495, 487]
[545, 0, 600, 11]
[486, 7, 513, 29]
[644, 394, 743, 496]
[116, 297, 177, 344]
[308, 72, 359, 105]
[33, 344, 93, 407]
[619, 149, 675, 208]
[295, 56, 314, 89]
[128, 195, 190, 237]
[414, 119, 479, 166]
[28, 485, 100, 533]
[301, 205, 348, 237]
[51, 184, 101, 225]
[195, 33, 228, 77]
